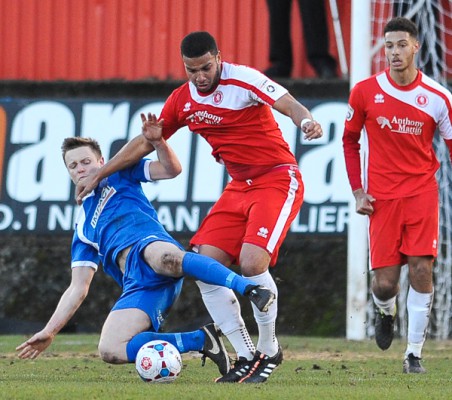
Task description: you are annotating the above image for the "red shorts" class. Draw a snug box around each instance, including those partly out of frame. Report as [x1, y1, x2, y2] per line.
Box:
[191, 165, 304, 266]
[369, 190, 439, 269]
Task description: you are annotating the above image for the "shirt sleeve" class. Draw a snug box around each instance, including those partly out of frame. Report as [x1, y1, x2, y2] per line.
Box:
[71, 231, 100, 271]
[344, 83, 366, 133]
[160, 90, 186, 140]
[248, 70, 288, 106]
[444, 138, 452, 163]
[343, 127, 362, 191]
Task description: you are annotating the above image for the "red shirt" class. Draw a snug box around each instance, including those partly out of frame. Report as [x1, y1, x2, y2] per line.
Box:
[160, 61, 297, 181]
[343, 69, 452, 199]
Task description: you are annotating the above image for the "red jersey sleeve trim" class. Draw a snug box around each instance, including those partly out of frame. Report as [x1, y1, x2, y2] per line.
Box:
[342, 127, 362, 191]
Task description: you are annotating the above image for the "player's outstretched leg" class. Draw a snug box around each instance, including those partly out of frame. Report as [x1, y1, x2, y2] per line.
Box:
[200, 323, 231, 376]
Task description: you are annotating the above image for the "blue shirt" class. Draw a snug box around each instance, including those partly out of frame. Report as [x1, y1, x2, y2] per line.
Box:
[71, 159, 174, 287]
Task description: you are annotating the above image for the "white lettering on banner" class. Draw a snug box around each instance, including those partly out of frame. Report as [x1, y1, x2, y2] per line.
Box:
[131, 103, 192, 202]
[192, 137, 226, 201]
[297, 102, 350, 204]
[24, 205, 37, 230]
[7, 102, 74, 202]
[48, 205, 79, 231]
[291, 205, 349, 233]
[157, 205, 201, 232]
[1, 99, 351, 234]
[80, 103, 130, 157]
[0, 204, 14, 230]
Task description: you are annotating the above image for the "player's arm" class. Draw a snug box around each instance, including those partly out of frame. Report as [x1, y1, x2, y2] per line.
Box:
[445, 138, 452, 162]
[141, 113, 182, 180]
[272, 92, 323, 140]
[16, 266, 95, 359]
[76, 135, 155, 204]
[343, 127, 375, 215]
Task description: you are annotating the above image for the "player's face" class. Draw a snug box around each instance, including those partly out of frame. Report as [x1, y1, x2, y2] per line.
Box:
[384, 31, 419, 72]
[64, 146, 104, 184]
[183, 51, 221, 93]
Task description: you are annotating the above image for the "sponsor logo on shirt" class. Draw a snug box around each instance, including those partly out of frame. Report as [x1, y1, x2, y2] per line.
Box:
[377, 115, 424, 135]
[257, 226, 269, 239]
[186, 110, 223, 125]
[91, 186, 116, 228]
[183, 102, 191, 112]
[374, 93, 384, 103]
[376, 116, 392, 129]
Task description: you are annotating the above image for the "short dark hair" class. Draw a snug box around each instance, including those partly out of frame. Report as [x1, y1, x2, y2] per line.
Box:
[180, 31, 218, 58]
[61, 137, 102, 162]
[384, 17, 418, 39]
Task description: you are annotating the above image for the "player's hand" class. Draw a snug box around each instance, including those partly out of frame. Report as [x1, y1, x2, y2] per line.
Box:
[353, 189, 375, 215]
[16, 331, 55, 359]
[302, 120, 323, 141]
[76, 169, 101, 205]
[141, 113, 164, 146]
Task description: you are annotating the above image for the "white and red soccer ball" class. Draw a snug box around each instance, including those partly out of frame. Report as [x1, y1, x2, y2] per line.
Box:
[135, 340, 182, 383]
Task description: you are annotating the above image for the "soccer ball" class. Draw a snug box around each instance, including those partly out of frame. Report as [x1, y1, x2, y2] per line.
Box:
[135, 340, 182, 383]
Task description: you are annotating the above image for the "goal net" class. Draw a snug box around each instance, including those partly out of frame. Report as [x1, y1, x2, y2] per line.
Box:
[369, 0, 452, 340]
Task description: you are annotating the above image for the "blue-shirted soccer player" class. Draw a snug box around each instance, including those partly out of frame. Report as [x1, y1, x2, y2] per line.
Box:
[16, 113, 275, 377]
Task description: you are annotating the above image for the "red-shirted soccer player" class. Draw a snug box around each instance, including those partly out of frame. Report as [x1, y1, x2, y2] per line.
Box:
[76, 31, 323, 383]
[343, 17, 452, 374]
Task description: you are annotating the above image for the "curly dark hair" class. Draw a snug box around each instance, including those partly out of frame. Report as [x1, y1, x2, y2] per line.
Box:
[384, 17, 418, 39]
[180, 31, 218, 58]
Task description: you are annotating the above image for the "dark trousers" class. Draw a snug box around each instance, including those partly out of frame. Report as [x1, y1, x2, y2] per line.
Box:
[266, 0, 337, 75]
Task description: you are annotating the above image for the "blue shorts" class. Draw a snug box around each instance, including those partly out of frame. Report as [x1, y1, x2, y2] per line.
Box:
[111, 235, 184, 332]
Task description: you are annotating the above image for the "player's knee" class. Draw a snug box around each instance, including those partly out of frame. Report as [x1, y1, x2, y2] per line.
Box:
[373, 279, 398, 299]
[98, 343, 126, 364]
[154, 252, 183, 276]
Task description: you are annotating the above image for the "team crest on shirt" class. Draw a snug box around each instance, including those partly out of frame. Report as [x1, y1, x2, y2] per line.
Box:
[212, 91, 223, 105]
[415, 93, 429, 107]
[374, 93, 384, 103]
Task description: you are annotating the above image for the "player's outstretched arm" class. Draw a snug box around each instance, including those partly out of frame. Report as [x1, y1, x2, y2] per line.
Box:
[141, 113, 182, 180]
[272, 93, 323, 140]
[76, 134, 155, 204]
[16, 266, 95, 359]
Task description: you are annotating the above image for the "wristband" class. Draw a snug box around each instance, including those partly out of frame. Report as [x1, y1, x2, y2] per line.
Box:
[300, 118, 312, 129]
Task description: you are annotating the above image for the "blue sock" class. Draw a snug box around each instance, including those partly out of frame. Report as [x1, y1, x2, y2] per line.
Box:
[126, 329, 205, 362]
[182, 252, 254, 295]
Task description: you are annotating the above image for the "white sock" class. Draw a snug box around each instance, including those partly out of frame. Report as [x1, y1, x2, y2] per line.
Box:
[372, 292, 397, 316]
[406, 286, 434, 358]
[246, 270, 279, 356]
[196, 281, 255, 359]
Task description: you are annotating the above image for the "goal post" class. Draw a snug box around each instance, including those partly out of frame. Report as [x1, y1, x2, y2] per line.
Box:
[346, 0, 372, 341]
